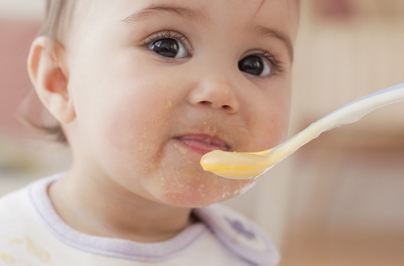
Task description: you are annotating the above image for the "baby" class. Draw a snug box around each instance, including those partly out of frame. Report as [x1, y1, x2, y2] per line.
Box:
[0, 0, 299, 265]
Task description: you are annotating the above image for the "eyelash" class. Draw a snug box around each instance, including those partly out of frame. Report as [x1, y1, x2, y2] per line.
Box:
[257, 50, 284, 76]
[142, 30, 192, 55]
[142, 30, 284, 76]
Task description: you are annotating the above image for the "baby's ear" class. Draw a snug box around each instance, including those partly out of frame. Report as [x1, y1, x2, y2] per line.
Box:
[27, 36, 75, 124]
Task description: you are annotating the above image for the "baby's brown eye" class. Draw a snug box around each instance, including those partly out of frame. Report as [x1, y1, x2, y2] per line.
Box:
[238, 54, 272, 77]
[149, 38, 188, 58]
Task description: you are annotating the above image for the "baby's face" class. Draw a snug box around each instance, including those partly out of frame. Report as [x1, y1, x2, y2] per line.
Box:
[65, 0, 298, 207]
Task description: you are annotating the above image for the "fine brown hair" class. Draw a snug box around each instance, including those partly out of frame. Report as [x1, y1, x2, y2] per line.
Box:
[39, 0, 77, 42]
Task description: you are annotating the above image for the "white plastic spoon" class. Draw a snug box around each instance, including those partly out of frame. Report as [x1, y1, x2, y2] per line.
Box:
[200, 83, 404, 179]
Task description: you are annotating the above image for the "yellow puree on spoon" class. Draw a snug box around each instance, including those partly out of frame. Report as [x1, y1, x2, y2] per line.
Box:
[200, 83, 404, 180]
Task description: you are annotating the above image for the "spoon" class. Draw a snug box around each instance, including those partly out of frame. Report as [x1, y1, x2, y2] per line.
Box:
[200, 83, 404, 180]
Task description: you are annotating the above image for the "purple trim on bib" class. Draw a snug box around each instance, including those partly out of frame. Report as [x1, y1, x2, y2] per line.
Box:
[28, 175, 206, 262]
[194, 206, 280, 266]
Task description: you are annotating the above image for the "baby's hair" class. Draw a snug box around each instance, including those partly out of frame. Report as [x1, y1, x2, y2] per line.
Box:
[23, 0, 76, 144]
[39, 0, 76, 42]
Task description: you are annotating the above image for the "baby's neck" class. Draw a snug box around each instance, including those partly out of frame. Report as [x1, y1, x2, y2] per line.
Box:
[48, 172, 195, 243]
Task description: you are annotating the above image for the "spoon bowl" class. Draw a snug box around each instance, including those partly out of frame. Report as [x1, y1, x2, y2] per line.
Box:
[201, 83, 404, 179]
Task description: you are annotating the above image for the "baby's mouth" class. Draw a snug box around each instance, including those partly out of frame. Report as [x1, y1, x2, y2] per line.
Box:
[174, 134, 231, 155]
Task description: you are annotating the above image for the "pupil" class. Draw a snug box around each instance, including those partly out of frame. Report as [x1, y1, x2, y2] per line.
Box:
[238, 55, 264, 75]
[151, 38, 179, 58]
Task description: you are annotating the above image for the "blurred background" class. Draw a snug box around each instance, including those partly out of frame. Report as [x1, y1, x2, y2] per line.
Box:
[0, 0, 403, 265]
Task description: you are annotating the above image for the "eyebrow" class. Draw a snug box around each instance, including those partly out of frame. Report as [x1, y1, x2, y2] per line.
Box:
[254, 25, 294, 62]
[123, 4, 294, 61]
[122, 4, 208, 24]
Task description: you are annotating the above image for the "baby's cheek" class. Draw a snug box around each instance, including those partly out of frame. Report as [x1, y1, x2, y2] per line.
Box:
[101, 102, 167, 164]
[254, 112, 289, 149]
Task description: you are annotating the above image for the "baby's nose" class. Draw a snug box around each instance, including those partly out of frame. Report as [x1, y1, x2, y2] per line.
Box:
[188, 78, 240, 114]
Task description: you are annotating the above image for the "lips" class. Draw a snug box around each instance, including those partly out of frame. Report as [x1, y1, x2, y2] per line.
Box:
[174, 134, 231, 155]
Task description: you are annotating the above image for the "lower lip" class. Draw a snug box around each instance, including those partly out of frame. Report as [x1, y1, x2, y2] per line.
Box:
[174, 138, 226, 155]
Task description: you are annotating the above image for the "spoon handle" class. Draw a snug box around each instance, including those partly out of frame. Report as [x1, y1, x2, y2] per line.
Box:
[272, 83, 404, 159]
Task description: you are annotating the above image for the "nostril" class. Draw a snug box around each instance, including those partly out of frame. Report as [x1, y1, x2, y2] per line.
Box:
[200, 101, 211, 106]
[197, 101, 233, 111]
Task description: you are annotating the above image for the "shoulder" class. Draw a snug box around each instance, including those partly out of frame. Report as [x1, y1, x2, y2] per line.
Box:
[0, 186, 51, 266]
[194, 204, 280, 266]
[0, 175, 55, 216]
[0, 184, 34, 234]
[0, 185, 29, 218]
[0, 178, 54, 258]
[0, 176, 52, 238]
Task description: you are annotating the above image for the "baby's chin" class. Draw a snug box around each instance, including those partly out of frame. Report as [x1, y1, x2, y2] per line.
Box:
[143, 170, 256, 208]
[136, 142, 257, 207]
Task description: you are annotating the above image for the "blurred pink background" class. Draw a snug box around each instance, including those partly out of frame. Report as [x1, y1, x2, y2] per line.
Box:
[0, 19, 40, 135]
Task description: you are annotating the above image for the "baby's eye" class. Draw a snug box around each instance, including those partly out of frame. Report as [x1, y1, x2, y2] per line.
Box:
[148, 37, 189, 59]
[238, 54, 274, 77]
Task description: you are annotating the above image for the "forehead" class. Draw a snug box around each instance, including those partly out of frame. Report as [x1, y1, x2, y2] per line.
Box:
[80, 0, 299, 25]
[71, 0, 299, 55]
